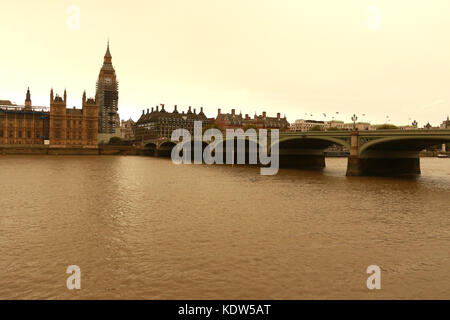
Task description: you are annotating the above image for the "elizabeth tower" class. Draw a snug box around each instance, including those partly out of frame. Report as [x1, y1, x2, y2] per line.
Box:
[96, 41, 119, 135]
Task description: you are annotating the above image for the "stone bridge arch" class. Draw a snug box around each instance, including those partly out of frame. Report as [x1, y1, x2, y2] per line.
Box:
[270, 134, 351, 169]
[359, 135, 450, 157]
[347, 131, 450, 176]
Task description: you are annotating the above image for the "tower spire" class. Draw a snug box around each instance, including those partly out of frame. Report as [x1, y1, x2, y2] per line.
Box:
[104, 40, 112, 60]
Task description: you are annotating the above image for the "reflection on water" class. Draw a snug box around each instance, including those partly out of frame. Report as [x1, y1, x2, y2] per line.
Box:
[0, 156, 449, 299]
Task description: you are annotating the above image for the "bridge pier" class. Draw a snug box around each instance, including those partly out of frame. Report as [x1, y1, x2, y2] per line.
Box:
[347, 156, 420, 176]
[346, 129, 421, 176]
[279, 149, 325, 169]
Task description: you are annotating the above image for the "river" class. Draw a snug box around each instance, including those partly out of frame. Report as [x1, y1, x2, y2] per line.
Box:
[0, 156, 449, 299]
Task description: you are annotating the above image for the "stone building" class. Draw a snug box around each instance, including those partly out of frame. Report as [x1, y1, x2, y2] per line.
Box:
[214, 109, 246, 130]
[49, 89, 98, 147]
[134, 104, 208, 141]
[120, 118, 135, 140]
[214, 109, 290, 131]
[290, 119, 327, 132]
[441, 116, 450, 129]
[0, 88, 50, 145]
[253, 111, 290, 130]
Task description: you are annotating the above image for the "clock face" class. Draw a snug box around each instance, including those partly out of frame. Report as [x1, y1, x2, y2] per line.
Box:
[105, 77, 111, 83]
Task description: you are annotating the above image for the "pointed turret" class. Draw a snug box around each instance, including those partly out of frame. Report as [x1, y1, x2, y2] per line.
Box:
[104, 40, 112, 63]
[25, 87, 32, 108]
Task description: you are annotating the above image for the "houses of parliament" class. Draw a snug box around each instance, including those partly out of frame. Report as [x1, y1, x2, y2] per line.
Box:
[0, 43, 119, 147]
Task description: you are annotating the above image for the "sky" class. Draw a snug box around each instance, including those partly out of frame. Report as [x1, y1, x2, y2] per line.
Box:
[0, 0, 449, 126]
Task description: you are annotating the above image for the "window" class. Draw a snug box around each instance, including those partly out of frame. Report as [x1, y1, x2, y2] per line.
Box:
[18, 131, 22, 138]
[0, 130, 3, 137]
[27, 131, 31, 138]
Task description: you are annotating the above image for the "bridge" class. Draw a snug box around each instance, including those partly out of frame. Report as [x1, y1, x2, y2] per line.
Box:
[141, 129, 450, 176]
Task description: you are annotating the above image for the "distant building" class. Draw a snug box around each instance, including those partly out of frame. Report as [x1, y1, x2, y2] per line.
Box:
[290, 119, 377, 131]
[327, 120, 345, 129]
[214, 109, 245, 130]
[134, 104, 208, 142]
[49, 89, 98, 148]
[0, 88, 50, 145]
[97, 41, 120, 143]
[440, 116, 450, 129]
[0, 100, 14, 106]
[214, 109, 289, 131]
[120, 118, 135, 140]
[290, 119, 326, 132]
[343, 122, 374, 131]
[253, 111, 290, 131]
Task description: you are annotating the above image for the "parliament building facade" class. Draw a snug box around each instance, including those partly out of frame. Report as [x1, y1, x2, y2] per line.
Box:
[0, 88, 98, 147]
[0, 43, 116, 147]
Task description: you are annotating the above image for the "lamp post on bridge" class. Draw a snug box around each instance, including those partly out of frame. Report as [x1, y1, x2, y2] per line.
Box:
[351, 114, 358, 130]
[412, 120, 417, 129]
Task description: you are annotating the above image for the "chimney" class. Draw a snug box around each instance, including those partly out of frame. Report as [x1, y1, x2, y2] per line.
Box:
[200, 107, 203, 113]
[147, 108, 149, 114]
[174, 105, 177, 112]
[231, 109, 235, 116]
[151, 107, 154, 112]
[188, 106, 192, 112]
[194, 108, 196, 114]
[245, 114, 249, 120]
[277, 112, 280, 120]
[218, 108, 221, 115]
[156, 106, 159, 112]
[142, 110, 145, 115]
[263, 111, 266, 118]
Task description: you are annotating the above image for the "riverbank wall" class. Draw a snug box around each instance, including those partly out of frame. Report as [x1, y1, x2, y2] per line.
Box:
[0, 145, 142, 156]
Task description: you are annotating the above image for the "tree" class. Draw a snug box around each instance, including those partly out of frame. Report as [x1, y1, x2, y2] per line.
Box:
[202, 123, 223, 133]
[109, 136, 123, 145]
[376, 124, 398, 130]
[243, 124, 258, 131]
[308, 125, 323, 131]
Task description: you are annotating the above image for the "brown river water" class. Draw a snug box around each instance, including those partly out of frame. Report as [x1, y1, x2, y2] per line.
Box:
[0, 156, 449, 299]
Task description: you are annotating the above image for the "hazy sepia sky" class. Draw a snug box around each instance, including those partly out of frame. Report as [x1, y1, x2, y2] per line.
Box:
[1, 0, 449, 126]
